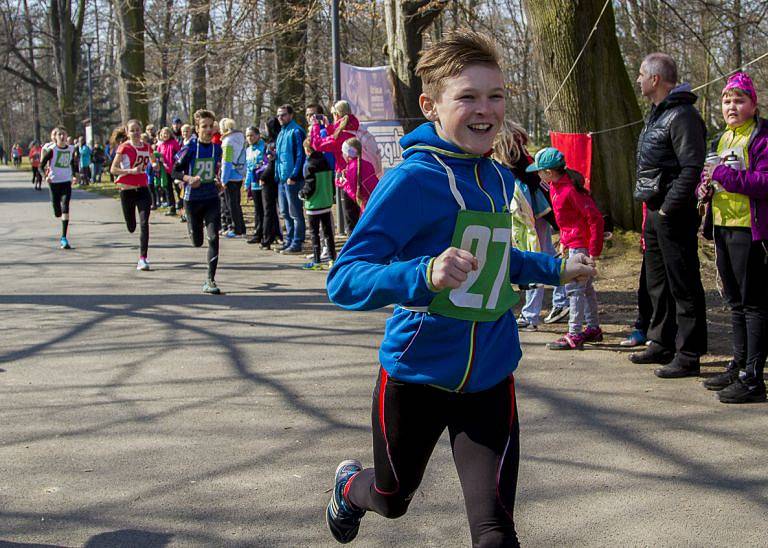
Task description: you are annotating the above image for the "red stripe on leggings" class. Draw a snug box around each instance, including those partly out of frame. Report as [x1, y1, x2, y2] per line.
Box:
[374, 368, 399, 495]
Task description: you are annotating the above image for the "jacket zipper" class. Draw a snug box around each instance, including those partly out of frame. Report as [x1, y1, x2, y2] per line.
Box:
[455, 321, 478, 392]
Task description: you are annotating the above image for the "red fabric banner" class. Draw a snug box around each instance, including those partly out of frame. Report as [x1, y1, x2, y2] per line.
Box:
[549, 132, 593, 190]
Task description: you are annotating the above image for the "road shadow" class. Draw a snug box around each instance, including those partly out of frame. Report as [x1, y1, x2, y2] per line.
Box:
[83, 529, 173, 548]
[0, 541, 69, 548]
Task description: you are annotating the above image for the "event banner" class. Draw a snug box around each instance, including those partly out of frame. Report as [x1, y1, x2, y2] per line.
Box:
[340, 62, 404, 171]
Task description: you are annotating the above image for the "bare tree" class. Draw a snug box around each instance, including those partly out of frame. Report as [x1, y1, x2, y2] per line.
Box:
[113, 0, 149, 123]
[524, 0, 643, 230]
[188, 0, 210, 111]
[383, 0, 447, 132]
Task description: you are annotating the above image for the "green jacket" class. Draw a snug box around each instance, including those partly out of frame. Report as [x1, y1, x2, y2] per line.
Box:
[300, 151, 334, 211]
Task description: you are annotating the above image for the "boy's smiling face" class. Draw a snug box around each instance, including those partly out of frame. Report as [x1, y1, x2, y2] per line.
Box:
[420, 64, 505, 155]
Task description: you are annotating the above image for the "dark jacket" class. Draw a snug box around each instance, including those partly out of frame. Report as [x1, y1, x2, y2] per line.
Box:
[710, 117, 768, 242]
[259, 154, 277, 189]
[635, 84, 706, 213]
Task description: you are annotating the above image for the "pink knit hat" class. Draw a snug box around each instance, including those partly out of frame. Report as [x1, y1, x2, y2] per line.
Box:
[722, 72, 757, 104]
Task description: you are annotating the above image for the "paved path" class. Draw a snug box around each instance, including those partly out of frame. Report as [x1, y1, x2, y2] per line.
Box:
[1, 168, 766, 547]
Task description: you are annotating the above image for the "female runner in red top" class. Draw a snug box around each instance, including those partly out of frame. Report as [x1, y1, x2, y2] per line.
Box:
[111, 119, 153, 271]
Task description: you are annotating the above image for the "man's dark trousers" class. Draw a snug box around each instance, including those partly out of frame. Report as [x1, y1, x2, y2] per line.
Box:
[643, 207, 707, 362]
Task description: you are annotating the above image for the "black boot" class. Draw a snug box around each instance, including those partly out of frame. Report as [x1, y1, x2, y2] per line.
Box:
[629, 342, 674, 365]
[702, 361, 742, 391]
[718, 379, 767, 404]
[655, 354, 700, 379]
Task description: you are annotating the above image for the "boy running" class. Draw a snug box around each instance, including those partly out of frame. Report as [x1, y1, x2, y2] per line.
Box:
[173, 109, 224, 294]
[324, 31, 595, 546]
[39, 127, 77, 249]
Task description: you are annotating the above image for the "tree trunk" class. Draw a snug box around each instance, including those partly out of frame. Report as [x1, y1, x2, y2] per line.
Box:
[268, 0, 309, 112]
[188, 0, 210, 112]
[384, 0, 447, 133]
[158, 0, 173, 126]
[523, 0, 643, 230]
[114, 0, 148, 124]
[49, 0, 86, 133]
[23, 0, 41, 142]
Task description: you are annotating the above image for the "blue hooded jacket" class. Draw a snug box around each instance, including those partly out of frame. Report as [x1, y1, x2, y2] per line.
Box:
[275, 119, 306, 183]
[326, 122, 563, 393]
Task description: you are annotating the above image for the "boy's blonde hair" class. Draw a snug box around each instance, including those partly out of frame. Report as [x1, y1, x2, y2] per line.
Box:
[415, 29, 502, 99]
[493, 120, 529, 167]
[332, 100, 351, 117]
[303, 137, 314, 153]
[219, 117, 237, 134]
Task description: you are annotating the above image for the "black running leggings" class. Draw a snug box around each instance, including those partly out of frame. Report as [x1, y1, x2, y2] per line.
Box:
[185, 197, 221, 280]
[49, 182, 72, 217]
[120, 187, 151, 257]
[346, 370, 520, 547]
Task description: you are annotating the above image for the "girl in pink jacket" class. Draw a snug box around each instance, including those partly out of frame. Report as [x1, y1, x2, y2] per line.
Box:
[338, 138, 379, 229]
[527, 147, 604, 350]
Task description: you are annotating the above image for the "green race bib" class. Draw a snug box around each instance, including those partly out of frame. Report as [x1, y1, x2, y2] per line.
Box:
[194, 157, 215, 183]
[54, 151, 71, 168]
[429, 210, 519, 322]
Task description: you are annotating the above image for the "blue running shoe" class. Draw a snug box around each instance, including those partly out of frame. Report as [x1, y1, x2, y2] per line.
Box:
[620, 328, 647, 347]
[59, 237, 71, 249]
[326, 459, 365, 544]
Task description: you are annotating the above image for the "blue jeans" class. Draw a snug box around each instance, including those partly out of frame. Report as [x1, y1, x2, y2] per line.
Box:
[521, 219, 568, 324]
[278, 181, 305, 248]
[565, 247, 599, 334]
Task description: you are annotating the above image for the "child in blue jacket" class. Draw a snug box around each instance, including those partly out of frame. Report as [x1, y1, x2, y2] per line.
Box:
[324, 31, 595, 546]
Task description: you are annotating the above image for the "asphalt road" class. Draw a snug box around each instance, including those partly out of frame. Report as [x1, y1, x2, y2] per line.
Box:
[1, 168, 766, 547]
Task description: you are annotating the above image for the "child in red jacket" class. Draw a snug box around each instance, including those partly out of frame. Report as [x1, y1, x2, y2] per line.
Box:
[527, 147, 604, 350]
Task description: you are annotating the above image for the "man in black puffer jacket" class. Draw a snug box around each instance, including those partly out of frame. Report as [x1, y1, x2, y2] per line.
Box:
[631, 52, 708, 379]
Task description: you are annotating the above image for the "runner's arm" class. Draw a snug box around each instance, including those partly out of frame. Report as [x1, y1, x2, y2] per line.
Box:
[327, 167, 435, 311]
[40, 148, 52, 171]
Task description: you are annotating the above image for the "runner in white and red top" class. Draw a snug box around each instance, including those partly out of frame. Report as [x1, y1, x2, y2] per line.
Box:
[110, 119, 153, 271]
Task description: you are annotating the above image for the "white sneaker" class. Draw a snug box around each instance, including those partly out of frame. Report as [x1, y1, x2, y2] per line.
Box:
[136, 257, 150, 271]
[321, 246, 330, 261]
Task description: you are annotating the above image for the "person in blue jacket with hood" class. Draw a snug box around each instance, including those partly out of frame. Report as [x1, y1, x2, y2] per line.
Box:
[275, 104, 307, 253]
[323, 31, 596, 546]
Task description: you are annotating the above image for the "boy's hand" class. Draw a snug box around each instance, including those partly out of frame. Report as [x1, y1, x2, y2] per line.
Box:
[430, 247, 478, 291]
[562, 253, 597, 284]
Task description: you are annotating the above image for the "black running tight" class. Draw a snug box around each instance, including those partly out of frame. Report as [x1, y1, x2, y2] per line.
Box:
[346, 370, 520, 547]
[120, 187, 151, 257]
[49, 182, 72, 218]
[185, 198, 221, 280]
